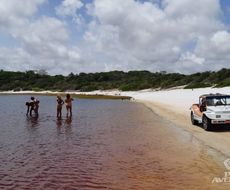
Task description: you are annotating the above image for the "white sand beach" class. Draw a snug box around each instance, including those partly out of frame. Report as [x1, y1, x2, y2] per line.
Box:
[119, 87, 230, 163]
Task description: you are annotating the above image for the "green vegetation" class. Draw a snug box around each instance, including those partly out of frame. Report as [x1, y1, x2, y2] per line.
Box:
[0, 68, 230, 92]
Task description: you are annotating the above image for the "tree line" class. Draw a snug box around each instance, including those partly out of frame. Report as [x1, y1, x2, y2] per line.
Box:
[0, 68, 229, 92]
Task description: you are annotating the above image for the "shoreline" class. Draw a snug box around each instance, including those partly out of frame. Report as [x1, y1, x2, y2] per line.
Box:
[0, 91, 131, 100]
[136, 100, 229, 164]
[121, 87, 230, 164]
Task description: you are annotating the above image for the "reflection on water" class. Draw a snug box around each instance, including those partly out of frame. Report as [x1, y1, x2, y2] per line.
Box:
[0, 95, 227, 190]
[26, 115, 39, 127]
[56, 116, 73, 137]
[55, 116, 72, 128]
[56, 118, 62, 128]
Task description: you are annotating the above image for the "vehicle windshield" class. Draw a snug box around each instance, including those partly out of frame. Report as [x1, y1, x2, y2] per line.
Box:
[206, 96, 230, 106]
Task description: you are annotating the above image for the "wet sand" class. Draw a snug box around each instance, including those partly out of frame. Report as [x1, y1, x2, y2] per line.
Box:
[132, 100, 230, 189]
[120, 87, 230, 158]
[130, 102, 230, 190]
[140, 99, 230, 158]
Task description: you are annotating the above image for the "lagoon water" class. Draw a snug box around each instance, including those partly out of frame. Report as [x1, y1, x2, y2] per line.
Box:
[0, 95, 227, 190]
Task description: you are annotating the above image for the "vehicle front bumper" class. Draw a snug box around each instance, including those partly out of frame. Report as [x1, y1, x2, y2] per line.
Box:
[211, 120, 230, 124]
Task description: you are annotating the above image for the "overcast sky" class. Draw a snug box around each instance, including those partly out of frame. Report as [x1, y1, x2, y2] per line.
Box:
[0, 0, 230, 75]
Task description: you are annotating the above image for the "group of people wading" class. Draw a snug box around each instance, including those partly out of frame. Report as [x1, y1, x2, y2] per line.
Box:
[57, 94, 74, 118]
[26, 94, 74, 118]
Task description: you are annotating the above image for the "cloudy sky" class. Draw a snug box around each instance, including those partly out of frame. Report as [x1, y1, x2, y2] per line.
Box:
[0, 0, 230, 75]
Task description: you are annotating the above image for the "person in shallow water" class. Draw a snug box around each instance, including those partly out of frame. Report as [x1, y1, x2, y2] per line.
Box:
[56, 95, 64, 118]
[65, 94, 74, 117]
[29, 97, 40, 116]
[25, 102, 32, 116]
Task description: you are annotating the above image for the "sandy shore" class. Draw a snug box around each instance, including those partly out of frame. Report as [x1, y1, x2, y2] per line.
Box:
[119, 87, 230, 163]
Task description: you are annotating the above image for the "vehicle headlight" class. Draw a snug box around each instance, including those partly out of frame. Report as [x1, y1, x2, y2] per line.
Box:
[216, 115, 221, 118]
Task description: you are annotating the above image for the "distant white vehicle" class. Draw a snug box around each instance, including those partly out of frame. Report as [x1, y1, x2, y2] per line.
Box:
[190, 93, 230, 131]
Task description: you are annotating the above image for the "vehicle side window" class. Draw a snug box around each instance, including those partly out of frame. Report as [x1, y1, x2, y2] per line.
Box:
[226, 98, 230, 105]
[206, 98, 214, 106]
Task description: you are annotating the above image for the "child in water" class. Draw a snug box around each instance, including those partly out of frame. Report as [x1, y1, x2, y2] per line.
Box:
[56, 95, 64, 118]
[65, 94, 74, 117]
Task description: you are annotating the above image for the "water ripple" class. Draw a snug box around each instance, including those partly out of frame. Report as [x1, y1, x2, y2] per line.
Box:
[0, 96, 226, 189]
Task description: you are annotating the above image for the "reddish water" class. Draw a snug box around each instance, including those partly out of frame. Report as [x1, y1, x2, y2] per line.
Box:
[0, 95, 228, 189]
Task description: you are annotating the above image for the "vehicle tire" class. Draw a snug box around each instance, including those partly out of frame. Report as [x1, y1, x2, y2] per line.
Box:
[191, 112, 198, 125]
[202, 115, 212, 131]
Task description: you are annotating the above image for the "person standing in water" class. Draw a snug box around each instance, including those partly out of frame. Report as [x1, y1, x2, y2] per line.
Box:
[65, 94, 74, 117]
[30, 97, 40, 116]
[25, 97, 38, 116]
[25, 102, 32, 116]
[56, 95, 64, 118]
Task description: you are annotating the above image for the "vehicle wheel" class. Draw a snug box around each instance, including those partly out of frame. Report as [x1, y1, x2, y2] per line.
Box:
[203, 115, 212, 131]
[191, 112, 198, 125]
